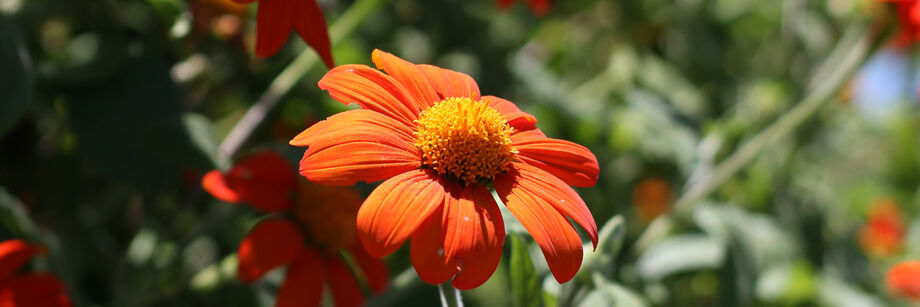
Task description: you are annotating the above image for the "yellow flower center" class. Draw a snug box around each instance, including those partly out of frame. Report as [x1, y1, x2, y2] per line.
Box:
[414, 97, 516, 184]
[293, 180, 363, 254]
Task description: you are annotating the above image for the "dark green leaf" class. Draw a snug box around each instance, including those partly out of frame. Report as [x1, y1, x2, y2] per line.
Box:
[0, 15, 32, 139]
[511, 235, 541, 307]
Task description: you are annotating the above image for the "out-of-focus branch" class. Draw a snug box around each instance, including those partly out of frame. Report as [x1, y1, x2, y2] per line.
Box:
[216, 0, 385, 166]
[633, 21, 892, 255]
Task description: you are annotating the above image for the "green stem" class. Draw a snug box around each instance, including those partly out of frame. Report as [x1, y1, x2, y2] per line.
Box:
[216, 0, 386, 166]
[438, 283, 464, 307]
[633, 21, 890, 254]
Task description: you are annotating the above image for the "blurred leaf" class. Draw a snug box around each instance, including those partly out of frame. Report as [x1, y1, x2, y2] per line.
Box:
[693, 203, 798, 269]
[636, 234, 725, 280]
[542, 277, 560, 307]
[818, 274, 884, 307]
[510, 235, 540, 307]
[582, 215, 625, 277]
[579, 273, 647, 307]
[66, 56, 212, 189]
[183, 113, 224, 167]
[0, 15, 32, 138]
[0, 187, 37, 239]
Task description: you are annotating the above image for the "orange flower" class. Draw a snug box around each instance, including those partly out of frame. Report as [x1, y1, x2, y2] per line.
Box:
[290, 50, 600, 289]
[858, 197, 906, 257]
[632, 178, 672, 222]
[230, 0, 333, 67]
[496, 0, 551, 15]
[887, 261, 920, 301]
[879, 0, 920, 45]
[202, 151, 388, 307]
[0, 240, 71, 307]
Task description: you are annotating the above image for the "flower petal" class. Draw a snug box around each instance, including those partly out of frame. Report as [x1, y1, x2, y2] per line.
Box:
[511, 132, 599, 187]
[237, 219, 304, 283]
[0, 273, 71, 307]
[317, 65, 422, 125]
[494, 165, 593, 283]
[254, 0, 294, 58]
[410, 207, 457, 285]
[0, 240, 42, 282]
[357, 169, 447, 257]
[294, 110, 420, 186]
[350, 242, 389, 293]
[482, 95, 537, 132]
[202, 151, 298, 212]
[887, 261, 920, 301]
[417, 64, 480, 100]
[292, 0, 333, 68]
[371, 49, 441, 108]
[326, 255, 365, 307]
[443, 184, 505, 290]
[276, 249, 324, 307]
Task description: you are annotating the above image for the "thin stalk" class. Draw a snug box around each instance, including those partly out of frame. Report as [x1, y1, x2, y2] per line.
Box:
[438, 283, 464, 307]
[634, 21, 890, 254]
[217, 0, 386, 166]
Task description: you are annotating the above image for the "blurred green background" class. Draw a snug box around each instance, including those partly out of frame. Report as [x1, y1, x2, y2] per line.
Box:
[1, 0, 918, 306]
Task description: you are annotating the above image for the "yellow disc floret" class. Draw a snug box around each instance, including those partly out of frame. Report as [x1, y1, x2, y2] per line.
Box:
[414, 97, 516, 184]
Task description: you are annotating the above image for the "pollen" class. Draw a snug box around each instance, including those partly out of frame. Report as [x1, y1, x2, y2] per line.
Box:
[414, 97, 516, 184]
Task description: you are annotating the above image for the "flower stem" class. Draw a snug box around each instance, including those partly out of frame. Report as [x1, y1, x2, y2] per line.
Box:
[216, 0, 386, 166]
[438, 283, 464, 307]
[633, 20, 892, 254]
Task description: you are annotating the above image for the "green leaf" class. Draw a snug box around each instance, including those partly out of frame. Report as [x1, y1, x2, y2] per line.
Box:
[0, 15, 32, 138]
[183, 113, 224, 168]
[583, 273, 647, 307]
[511, 235, 541, 307]
[582, 215, 626, 276]
[0, 187, 37, 240]
[636, 234, 725, 280]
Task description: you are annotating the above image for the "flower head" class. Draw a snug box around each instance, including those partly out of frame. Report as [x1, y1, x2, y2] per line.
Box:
[879, 0, 920, 45]
[202, 151, 388, 307]
[0, 240, 71, 307]
[858, 197, 905, 257]
[632, 178, 672, 222]
[887, 261, 920, 301]
[290, 49, 600, 289]
[230, 0, 333, 66]
[496, 0, 552, 15]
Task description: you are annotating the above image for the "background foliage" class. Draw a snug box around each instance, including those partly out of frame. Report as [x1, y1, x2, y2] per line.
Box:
[1, 0, 918, 306]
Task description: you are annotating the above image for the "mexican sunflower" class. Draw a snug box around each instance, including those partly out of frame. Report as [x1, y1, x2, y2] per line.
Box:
[879, 0, 920, 45]
[631, 178, 672, 223]
[202, 151, 388, 307]
[887, 261, 920, 301]
[858, 197, 906, 257]
[290, 49, 600, 289]
[0, 240, 71, 307]
[496, 0, 551, 15]
[230, 0, 334, 67]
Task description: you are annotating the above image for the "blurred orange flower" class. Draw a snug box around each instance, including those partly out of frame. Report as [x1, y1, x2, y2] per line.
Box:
[496, 0, 551, 15]
[290, 49, 599, 288]
[230, 0, 333, 67]
[858, 197, 906, 257]
[202, 151, 388, 307]
[879, 0, 920, 45]
[887, 261, 920, 301]
[0, 240, 71, 307]
[632, 178, 672, 222]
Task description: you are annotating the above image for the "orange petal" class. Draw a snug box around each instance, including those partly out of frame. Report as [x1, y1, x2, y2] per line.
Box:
[494, 166, 590, 283]
[511, 133, 599, 187]
[201, 170, 242, 203]
[496, 0, 515, 10]
[887, 261, 920, 301]
[526, 0, 551, 15]
[237, 219, 304, 283]
[276, 249, 324, 307]
[357, 169, 447, 257]
[326, 256, 365, 307]
[482, 95, 537, 132]
[350, 242, 390, 293]
[318, 65, 422, 126]
[292, 0, 333, 68]
[410, 208, 457, 285]
[443, 184, 505, 290]
[371, 49, 441, 108]
[0, 273, 71, 307]
[0, 240, 42, 282]
[254, 0, 294, 57]
[417, 64, 480, 100]
[296, 110, 420, 186]
[203, 151, 297, 212]
[231, 0, 255, 4]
